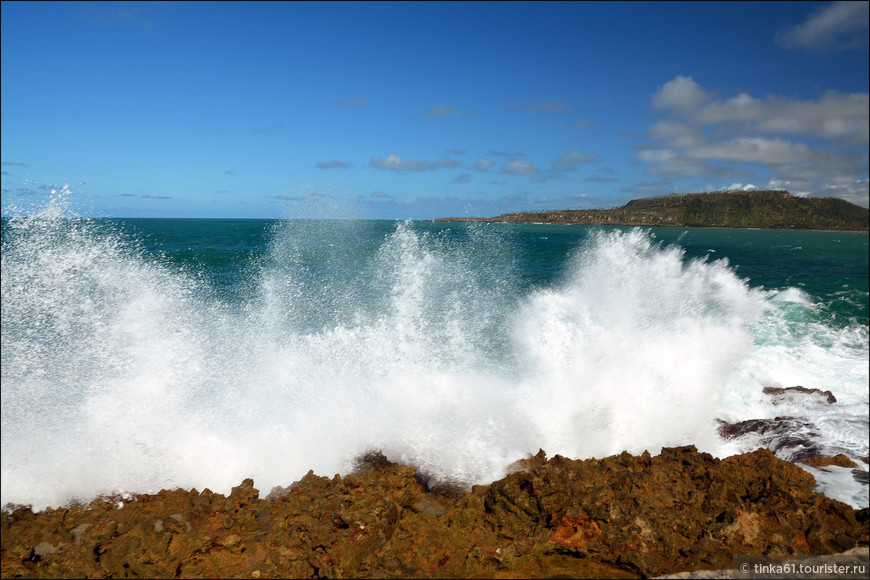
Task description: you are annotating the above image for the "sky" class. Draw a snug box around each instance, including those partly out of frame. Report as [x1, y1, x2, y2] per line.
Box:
[1, 1, 868, 219]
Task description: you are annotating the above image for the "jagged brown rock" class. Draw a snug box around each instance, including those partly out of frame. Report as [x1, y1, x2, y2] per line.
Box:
[2, 447, 868, 579]
[803, 454, 860, 469]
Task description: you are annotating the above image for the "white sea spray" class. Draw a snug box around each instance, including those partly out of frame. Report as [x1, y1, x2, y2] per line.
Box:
[2, 197, 867, 510]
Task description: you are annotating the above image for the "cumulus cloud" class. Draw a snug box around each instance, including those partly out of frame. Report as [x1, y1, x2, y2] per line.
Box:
[722, 183, 759, 192]
[775, 1, 869, 52]
[316, 160, 352, 170]
[648, 120, 704, 148]
[422, 105, 477, 118]
[649, 76, 869, 147]
[640, 74, 870, 206]
[636, 146, 724, 177]
[501, 159, 540, 175]
[652, 75, 712, 111]
[689, 137, 814, 165]
[695, 91, 868, 144]
[369, 154, 460, 172]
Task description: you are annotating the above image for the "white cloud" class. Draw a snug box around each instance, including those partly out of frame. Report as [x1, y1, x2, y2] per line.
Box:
[636, 147, 720, 177]
[501, 159, 540, 175]
[820, 177, 870, 206]
[762, 176, 869, 206]
[640, 75, 870, 207]
[775, 1, 869, 52]
[723, 183, 759, 192]
[369, 154, 460, 172]
[696, 91, 868, 144]
[689, 137, 814, 165]
[651, 75, 712, 111]
[695, 93, 763, 123]
[648, 120, 703, 148]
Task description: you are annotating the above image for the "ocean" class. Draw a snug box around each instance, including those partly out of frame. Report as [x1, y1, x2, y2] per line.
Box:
[2, 196, 868, 512]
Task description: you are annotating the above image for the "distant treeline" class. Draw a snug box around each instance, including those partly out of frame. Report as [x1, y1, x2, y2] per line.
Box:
[436, 190, 869, 231]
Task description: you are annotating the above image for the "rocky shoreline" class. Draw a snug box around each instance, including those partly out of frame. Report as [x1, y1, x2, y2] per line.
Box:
[2, 446, 868, 579]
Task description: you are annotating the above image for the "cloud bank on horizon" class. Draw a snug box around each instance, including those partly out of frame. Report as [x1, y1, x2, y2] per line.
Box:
[1, 1, 867, 219]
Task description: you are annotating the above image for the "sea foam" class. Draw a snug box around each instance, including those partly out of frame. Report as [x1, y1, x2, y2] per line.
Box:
[2, 196, 867, 510]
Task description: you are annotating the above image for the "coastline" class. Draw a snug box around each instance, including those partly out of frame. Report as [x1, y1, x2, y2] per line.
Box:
[3, 446, 868, 579]
[433, 190, 870, 232]
[433, 216, 870, 233]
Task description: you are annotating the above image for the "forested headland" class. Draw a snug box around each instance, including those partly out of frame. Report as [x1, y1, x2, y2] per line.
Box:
[437, 190, 869, 231]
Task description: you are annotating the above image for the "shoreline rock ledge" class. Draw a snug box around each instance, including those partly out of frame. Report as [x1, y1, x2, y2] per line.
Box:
[2, 446, 868, 579]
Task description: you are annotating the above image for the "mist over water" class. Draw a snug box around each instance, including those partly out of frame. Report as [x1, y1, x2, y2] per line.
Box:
[2, 195, 868, 511]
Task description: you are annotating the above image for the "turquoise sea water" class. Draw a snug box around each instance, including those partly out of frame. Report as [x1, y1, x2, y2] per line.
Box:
[2, 202, 868, 511]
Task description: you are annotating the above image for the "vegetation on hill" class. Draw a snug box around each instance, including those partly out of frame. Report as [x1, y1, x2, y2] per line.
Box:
[437, 190, 869, 231]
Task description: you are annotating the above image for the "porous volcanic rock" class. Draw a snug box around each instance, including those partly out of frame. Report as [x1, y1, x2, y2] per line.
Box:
[2, 447, 868, 579]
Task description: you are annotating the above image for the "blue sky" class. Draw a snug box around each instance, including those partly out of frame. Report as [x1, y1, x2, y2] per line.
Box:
[2, 1, 868, 219]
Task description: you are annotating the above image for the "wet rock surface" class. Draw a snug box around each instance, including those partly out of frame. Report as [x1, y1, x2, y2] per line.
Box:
[803, 455, 860, 469]
[716, 417, 825, 462]
[762, 386, 837, 405]
[2, 447, 868, 579]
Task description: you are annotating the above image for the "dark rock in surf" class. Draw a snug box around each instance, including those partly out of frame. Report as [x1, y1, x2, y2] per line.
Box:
[763, 385, 837, 404]
[716, 417, 825, 462]
[2, 447, 867, 579]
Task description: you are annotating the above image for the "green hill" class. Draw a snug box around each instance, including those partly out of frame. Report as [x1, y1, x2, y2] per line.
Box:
[437, 190, 869, 231]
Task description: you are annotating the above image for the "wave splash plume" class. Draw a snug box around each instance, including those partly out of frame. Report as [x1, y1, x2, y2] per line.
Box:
[2, 194, 864, 511]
